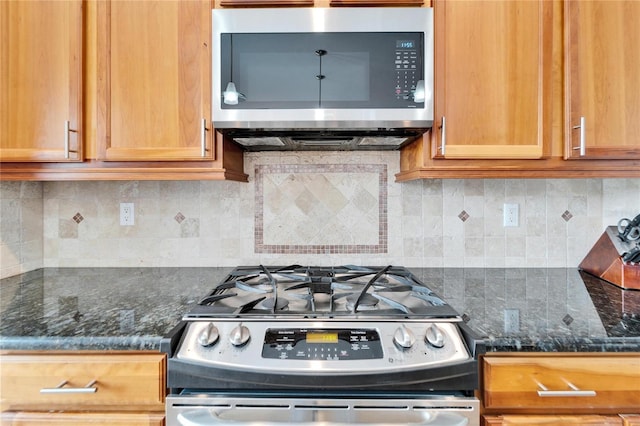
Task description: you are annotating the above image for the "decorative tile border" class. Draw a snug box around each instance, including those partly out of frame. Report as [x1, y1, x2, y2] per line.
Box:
[255, 164, 387, 254]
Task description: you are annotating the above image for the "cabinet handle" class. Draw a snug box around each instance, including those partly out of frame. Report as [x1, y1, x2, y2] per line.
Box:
[438, 116, 446, 156]
[201, 118, 210, 158]
[572, 116, 586, 156]
[40, 379, 98, 394]
[536, 380, 596, 397]
[64, 121, 78, 159]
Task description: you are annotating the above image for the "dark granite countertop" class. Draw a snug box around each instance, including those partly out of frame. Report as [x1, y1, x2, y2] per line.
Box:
[1, 267, 639, 353]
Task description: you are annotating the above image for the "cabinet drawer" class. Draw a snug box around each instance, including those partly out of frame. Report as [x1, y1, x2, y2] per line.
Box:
[483, 414, 623, 425]
[0, 353, 166, 411]
[483, 355, 640, 411]
[0, 411, 164, 426]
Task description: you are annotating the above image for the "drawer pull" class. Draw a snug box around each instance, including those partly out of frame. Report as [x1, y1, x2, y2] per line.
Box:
[536, 381, 596, 397]
[40, 379, 98, 394]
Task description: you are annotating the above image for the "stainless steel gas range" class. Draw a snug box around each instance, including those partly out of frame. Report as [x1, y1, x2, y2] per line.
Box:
[162, 265, 483, 426]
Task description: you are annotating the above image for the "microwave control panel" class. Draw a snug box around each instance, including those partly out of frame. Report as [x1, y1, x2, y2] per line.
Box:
[394, 39, 420, 101]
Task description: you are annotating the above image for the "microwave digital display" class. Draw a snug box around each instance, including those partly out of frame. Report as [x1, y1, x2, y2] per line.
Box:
[396, 40, 416, 49]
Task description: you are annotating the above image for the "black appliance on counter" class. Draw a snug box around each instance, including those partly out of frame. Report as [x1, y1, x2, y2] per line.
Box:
[162, 265, 483, 426]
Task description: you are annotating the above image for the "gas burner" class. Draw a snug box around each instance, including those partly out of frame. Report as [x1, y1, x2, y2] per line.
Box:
[260, 297, 289, 311]
[345, 293, 378, 311]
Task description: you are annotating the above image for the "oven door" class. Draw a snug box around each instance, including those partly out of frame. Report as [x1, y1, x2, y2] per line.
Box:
[167, 394, 479, 426]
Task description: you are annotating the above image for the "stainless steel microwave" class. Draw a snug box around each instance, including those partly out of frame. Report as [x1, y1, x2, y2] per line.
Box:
[212, 8, 434, 150]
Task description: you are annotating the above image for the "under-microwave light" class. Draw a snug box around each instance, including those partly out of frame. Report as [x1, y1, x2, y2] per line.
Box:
[223, 82, 240, 105]
[413, 80, 425, 103]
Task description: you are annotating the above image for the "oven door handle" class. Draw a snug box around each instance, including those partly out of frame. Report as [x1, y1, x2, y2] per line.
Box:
[177, 409, 471, 426]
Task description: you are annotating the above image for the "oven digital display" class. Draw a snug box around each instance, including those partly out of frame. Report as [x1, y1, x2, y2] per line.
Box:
[306, 332, 339, 344]
[262, 328, 383, 360]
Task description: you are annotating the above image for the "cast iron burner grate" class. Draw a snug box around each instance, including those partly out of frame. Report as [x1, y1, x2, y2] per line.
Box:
[184, 265, 459, 320]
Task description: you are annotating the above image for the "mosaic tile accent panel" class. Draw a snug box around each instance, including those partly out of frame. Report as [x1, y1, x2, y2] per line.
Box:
[255, 164, 387, 254]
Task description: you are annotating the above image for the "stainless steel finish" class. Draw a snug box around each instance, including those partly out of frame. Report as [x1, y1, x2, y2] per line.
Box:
[392, 324, 416, 349]
[212, 8, 433, 130]
[198, 323, 220, 347]
[201, 118, 209, 157]
[439, 116, 446, 156]
[232, 135, 415, 150]
[166, 266, 480, 426]
[572, 116, 586, 156]
[64, 120, 77, 159]
[426, 324, 445, 348]
[607, 226, 639, 255]
[537, 381, 596, 397]
[64, 120, 70, 159]
[40, 379, 97, 394]
[176, 320, 470, 374]
[167, 395, 479, 426]
[228, 322, 250, 346]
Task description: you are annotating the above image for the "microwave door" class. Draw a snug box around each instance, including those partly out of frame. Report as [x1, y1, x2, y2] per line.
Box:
[221, 33, 320, 109]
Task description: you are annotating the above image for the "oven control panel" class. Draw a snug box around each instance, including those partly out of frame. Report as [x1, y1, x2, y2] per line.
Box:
[262, 328, 383, 360]
[176, 321, 471, 374]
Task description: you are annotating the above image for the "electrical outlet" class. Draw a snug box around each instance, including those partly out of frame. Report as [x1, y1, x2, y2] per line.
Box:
[503, 203, 519, 227]
[504, 308, 520, 333]
[120, 203, 134, 226]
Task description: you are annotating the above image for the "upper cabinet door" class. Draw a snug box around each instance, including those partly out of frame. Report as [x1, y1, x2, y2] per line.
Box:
[432, 0, 552, 159]
[97, 0, 213, 161]
[565, 0, 640, 160]
[0, 0, 83, 162]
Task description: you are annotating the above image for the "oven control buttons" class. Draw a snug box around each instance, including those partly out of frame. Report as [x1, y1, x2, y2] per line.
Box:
[393, 325, 416, 349]
[425, 324, 445, 348]
[229, 323, 251, 346]
[197, 322, 220, 347]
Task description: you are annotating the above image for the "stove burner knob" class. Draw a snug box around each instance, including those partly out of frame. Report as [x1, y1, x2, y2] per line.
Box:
[197, 323, 219, 347]
[393, 325, 416, 349]
[425, 324, 445, 348]
[229, 323, 251, 346]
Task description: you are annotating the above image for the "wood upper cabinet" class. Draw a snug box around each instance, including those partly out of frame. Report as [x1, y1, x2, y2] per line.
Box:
[215, 0, 419, 7]
[432, 0, 552, 159]
[0, 0, 83, 162]
[97, 0, 213, 161]
[565, 0, 640, 160]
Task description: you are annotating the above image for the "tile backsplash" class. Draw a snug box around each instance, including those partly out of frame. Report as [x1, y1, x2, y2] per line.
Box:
[1, 151, 639, 278]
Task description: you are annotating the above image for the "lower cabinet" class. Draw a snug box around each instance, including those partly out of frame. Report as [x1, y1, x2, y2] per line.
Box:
[0, 351, 166, 425]
[481, 354, 640, 426]
[621, 415, 640, 426]
[0, 412, 164, 426]
[483, 415, 624, 425]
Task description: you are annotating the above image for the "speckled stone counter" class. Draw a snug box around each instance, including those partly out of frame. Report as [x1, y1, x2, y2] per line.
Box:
[1, 267, 639, 352]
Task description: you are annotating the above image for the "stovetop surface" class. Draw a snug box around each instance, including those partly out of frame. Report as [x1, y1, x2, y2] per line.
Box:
[184, 265, 460, 320]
